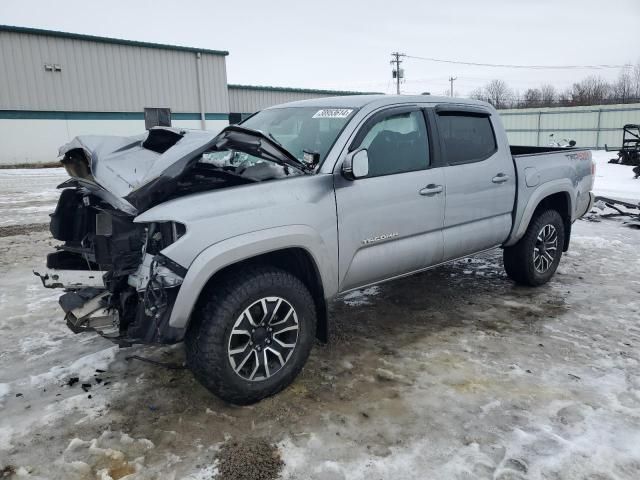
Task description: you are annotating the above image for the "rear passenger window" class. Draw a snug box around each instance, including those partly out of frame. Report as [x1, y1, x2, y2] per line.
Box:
[357, 111, 429, 177]
[437, 114, 497, 164]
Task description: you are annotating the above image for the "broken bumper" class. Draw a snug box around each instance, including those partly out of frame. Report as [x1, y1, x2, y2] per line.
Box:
[42, 187, 189, 346]
[35, 269, 107, 289]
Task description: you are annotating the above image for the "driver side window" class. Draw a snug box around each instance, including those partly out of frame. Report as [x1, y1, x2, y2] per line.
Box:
[356, 110, 429, 177]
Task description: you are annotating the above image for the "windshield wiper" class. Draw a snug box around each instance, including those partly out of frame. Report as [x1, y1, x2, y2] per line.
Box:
[213, 125, 313, 173]
[267, 132, 283, 147]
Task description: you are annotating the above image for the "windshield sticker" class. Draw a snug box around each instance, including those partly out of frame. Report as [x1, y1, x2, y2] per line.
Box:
[312, 108, 353, 119]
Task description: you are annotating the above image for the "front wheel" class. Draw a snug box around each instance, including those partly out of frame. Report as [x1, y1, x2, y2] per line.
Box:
[185, 266, 317, 405]
[503, 209, 565, 286]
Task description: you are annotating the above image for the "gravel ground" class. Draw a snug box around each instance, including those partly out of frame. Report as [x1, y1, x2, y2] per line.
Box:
[0, 214, 639, 479]
[0, 153, 639, 479]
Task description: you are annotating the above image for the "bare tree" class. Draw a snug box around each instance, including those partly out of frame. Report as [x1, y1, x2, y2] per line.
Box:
[523, 88, 542, 108]
[483, 79, 513, 109]
[611, 70, 634, 103]
[540, 84, 557, 106]
[511, 89, 521, 108]
[466, 66, 640, 109]
[440, 89, 460, 97]
[632, 61, 640, 99]
[468, 87, 485, 101]
[570, 76, 610, 106]
[558, 88, 573, 106]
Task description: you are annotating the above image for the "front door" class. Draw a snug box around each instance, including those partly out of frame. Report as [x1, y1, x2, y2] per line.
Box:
[334, 107, 445, 292]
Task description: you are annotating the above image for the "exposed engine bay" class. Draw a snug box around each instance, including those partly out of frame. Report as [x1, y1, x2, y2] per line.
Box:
[36, 126, 305, 345]
[36, 188, 188, 344]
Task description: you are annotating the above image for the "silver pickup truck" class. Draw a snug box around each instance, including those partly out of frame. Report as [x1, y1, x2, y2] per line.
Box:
[39, 95, 595, 404]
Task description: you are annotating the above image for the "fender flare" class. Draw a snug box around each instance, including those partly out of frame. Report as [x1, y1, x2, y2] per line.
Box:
[167, 225, 337, 329]
[505, 180, 575, 247]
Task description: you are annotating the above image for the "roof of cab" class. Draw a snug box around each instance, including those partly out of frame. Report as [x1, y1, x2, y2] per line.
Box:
[266, 94, 493, 110]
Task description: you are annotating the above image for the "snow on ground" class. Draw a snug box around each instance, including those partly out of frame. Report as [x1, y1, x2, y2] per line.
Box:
[3, 217, 638, 479]
[341, 286, 381, 306]
[0, 168, 67, 226]
[591, 150, 639, 203]
[0, 153, 639, 479]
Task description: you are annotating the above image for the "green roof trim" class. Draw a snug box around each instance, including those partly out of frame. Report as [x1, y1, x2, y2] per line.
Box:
[0, 24, 229, 56]
[228, 84, 382, 96]
[0, 110, 229, 120]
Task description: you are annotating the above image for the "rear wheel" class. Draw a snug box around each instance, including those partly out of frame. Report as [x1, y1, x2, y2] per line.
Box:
[503, 209, 565, 286]
[185, 266, 316, 405]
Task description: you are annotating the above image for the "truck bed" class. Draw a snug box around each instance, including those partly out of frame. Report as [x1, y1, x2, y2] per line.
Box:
[506, 145, 594, 248]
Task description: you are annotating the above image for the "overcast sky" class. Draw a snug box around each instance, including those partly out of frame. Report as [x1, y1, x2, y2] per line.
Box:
[1, 0, 638, 96]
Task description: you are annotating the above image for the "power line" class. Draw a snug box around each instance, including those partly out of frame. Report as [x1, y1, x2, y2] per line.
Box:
[405, 55, 630, 70]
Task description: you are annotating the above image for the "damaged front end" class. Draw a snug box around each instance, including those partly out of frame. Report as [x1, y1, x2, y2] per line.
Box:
[36, 187, 187, 345]
[38, 125, 309, 345]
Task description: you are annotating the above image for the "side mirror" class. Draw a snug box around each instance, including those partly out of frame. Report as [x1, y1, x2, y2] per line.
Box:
[342, 149, 369, 180]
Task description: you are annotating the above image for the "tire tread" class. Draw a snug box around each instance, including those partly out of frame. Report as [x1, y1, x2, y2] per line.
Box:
[503, 209, 565, 287]
[185, 266, 316, 405]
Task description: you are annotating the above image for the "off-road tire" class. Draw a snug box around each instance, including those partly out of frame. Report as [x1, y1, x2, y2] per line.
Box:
[503, 209, 565, 286]
[185, 266, 316, 405]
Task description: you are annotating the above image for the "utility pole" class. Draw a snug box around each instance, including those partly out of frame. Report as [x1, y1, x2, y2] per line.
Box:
[448, 76, 457, 97]
[390, 52, 405, 94]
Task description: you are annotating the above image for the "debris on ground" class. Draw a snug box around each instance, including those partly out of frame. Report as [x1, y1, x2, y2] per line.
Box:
[1, 465, 16, 478]
[375, 367, 412, 385]
[0, 223, 49, 238]
[216, 438, 283, 480]
[125, 355, 187, 370]
[66, 377, 79, 387]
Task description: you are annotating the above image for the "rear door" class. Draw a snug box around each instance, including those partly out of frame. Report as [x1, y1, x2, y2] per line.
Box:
[433, 106, 516, 260]
[334, 106, 445, 292]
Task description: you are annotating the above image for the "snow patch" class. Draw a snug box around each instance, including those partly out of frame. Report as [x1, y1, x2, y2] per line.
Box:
[591, 150, 640, 203]
[58, 431, 155, 479]
[572, 235, 624, 249]
[0, 426, 14, 450]
[0, 382, 10, 400]
[29, 346, 118, 386]
[342, 286, 381, 306]
[184, 464, 219, 480]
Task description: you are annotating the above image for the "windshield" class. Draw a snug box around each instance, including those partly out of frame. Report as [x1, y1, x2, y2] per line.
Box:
[240, 107, 356, 165]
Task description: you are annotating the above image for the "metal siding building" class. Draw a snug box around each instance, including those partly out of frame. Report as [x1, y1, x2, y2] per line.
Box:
[0, 25, 377, 165]
[228, 84, 373, 116]
[0, 25, 233, 164]
[500, 103, 640, 149]
[0, 28, 230, 115]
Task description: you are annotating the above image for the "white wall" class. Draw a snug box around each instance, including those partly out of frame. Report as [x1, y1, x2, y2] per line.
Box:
[0, 118, 228, 165]
[499, 103, 640, 149]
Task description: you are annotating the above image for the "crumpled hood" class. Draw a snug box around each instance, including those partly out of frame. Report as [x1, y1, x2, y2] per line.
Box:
[59, 128, 218, 214]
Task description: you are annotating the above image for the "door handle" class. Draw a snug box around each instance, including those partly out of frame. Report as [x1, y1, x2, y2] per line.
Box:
[419, 184, 443, 196]
[492, 173, 509, 184]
